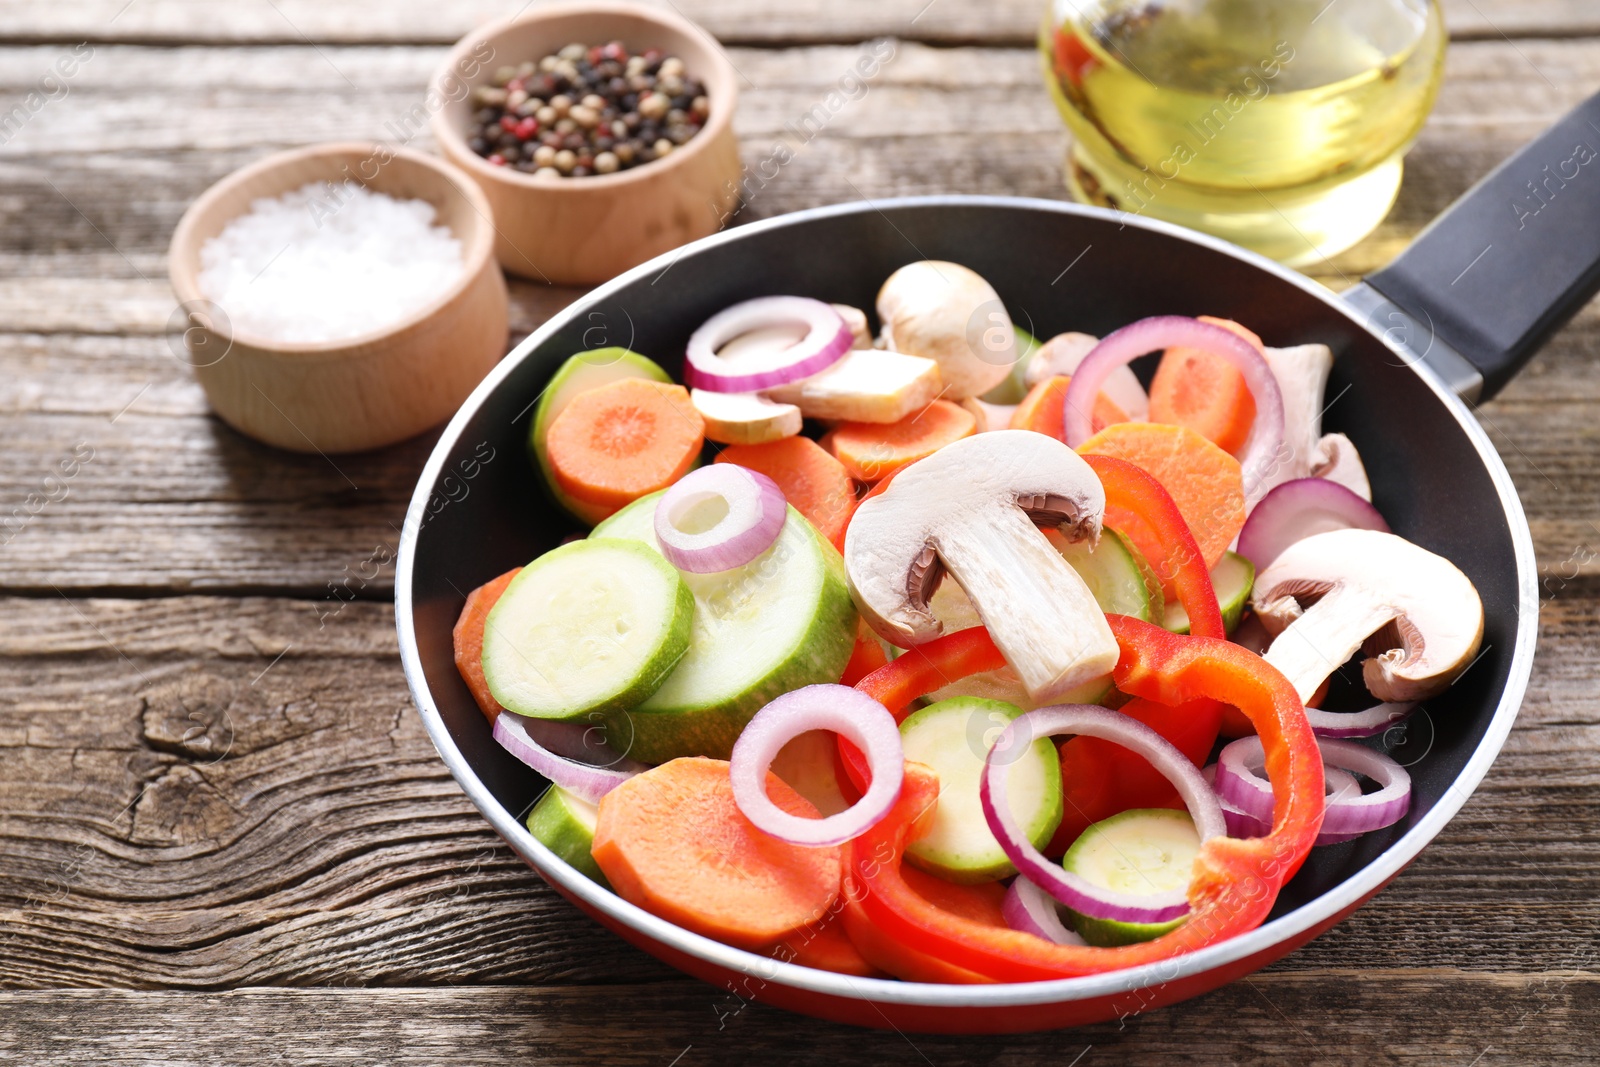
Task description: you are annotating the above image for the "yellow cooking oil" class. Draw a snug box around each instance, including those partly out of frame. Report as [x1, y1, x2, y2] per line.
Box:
[1042, 0, 1446, 265]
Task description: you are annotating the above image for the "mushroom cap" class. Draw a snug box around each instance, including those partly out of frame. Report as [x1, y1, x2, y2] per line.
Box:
[1310, 432, 1372, 501]
[876, 260, 1014, 399]
[1253, 528, 1484, 702]
[844, 429, 1104, 646]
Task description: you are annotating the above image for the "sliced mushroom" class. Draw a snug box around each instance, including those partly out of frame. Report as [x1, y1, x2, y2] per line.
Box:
[763, 349, 942, 423]
[1025, 331, 1149, 420]
[843, 429, 1119, 702]
[1310, 432, 1372, 501]
[1252, 528, 1483, 703]
[830, 303, 874, 350]
[691, 388, 802, 445]
[1256, 343, 1334, 500]
[960, 396, 1018, 433]
[876, 261, 1014, 399]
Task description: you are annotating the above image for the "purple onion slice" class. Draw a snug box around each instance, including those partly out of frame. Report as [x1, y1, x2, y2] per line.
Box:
[685, 296, 852, 393]
[654, 464, 788, 573]
[729, 684, 903, 848]
[1062, 316, 1285, 499]
[980, 704, 1225, 925]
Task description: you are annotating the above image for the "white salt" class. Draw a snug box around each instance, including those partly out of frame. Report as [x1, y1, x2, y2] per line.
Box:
[197, 181, 465, 344]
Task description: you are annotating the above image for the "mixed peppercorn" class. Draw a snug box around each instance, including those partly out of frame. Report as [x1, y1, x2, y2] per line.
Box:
[466, 42, 710, 178]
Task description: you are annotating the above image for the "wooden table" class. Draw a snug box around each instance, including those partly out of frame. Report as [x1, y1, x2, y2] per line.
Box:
[2, 2, 1597, 1062]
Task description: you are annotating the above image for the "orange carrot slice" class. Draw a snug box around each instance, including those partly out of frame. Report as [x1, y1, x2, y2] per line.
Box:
[546, 378, 704, 516]
[592, 757, 842, 951]
[715, 435, 855, 552]
[830, 400, 976, 483]
[452, 567, 521, 721]
[773, 908, 886, 977]
[1147, 316, 1262, 455]
[1078, 422, 1245, 595]
[1010, 374, 1127, 440]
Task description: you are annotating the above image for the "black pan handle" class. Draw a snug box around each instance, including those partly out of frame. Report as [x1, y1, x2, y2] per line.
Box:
[1360, 88, 1600, 401]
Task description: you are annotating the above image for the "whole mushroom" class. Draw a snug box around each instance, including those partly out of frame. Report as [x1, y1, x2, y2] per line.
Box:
[1252, 528, 1484, 703]
[843, 430, 1120, 702]
[876, 260, 1015, 399]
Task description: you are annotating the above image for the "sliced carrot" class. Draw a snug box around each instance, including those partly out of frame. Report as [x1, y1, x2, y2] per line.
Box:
[592, 757, 842, 951]
[451, 567, 521, 721]
[1010, 374, 1127, 440]
[715, 435, 855, 552]
[830, 400, 977, 483]
[772, 907, 886, 977]
[1078, 422, 1245, 596]
[1147, 316, 1262, 455]
[546, 378, 704, 516]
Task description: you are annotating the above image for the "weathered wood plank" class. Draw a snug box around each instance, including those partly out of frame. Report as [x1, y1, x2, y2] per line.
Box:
[0, 977, 1597, 1064]
[0, 593, 1595, 988]
[0, 0, 1589, 46]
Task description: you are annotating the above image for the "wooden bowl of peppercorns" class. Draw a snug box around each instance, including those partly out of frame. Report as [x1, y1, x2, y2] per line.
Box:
[430, 0, 742, 286]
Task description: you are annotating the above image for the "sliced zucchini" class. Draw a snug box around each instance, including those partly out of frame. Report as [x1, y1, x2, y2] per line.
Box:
[482, 538, 693, 720]
[1164, 552, 1254, 635]
[899, 696, 1062, 883]
[1064, 808, 1200, 946]
[591, 494, 856, 762]
[526, 786, 609, 887]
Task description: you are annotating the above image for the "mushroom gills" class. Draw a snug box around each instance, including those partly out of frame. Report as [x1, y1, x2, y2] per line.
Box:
[843, 430, 1121, 704]
[1252, 528, 1484, 704]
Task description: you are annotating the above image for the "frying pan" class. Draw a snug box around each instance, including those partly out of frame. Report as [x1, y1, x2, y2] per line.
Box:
[395, 91, 1600, 1032]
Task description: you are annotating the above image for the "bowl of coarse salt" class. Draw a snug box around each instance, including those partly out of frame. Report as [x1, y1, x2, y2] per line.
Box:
[169, 142, 508, 453]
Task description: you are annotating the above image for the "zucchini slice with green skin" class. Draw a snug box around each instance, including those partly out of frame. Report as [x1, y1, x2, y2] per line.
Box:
[922, 528, 1162, 709]
[526, 786, 609, 888]
[1064, 808, 1201, 946]
[978, 325, 1042, 405]
[899, 697, 1062, 884]
[482, 538, 693, 720]
[592, 494, 856, 762]
[1163, 551, 1254, 635]
[527, 348, 675, 526]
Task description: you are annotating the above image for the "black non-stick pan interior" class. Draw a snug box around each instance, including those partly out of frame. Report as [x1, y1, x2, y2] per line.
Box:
[405, 200, 1521, 923]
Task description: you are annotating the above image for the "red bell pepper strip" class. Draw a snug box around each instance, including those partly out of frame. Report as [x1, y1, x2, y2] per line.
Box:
[836, 627, 1010, 794]
[1051, 454, 1228, 849]
[1082, 453, 1223, 641]
[850, 616, 1324, 982]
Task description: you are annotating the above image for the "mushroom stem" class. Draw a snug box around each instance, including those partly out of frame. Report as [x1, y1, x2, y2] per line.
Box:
[1259, 584, 1398, 703]
[936, 508, 1119, 702]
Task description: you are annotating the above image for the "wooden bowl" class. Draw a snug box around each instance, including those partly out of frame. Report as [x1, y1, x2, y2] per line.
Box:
[430, 0, 742, 285]
[168, 142, 509, 454]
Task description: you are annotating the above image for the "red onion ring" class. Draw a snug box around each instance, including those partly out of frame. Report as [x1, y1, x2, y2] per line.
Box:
[654, 464, 788, 573]
[1204, 762, 1363, 845]
[729, 684, 903, 847]
[685, 296, 852, 393]
[980, 704, 1225, 925]
[493, 713, 647, 805]
[1002, 876, 1087, 946]
[1062, 316, 1285, 498]
[1306, 701, 1416, 739]
[1237, 477, 1390, 571]
[1216, 735, 1410, 839]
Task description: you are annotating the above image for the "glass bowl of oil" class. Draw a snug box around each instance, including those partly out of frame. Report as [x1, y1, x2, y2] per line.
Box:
[1042, 0, 1446, 266]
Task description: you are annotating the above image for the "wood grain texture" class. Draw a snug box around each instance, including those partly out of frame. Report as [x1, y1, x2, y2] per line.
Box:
[1, 1, 1599, 1057]
[0, 977, 1597, 1064]
[0, 591, 1595, 990]
[0, 0, 1590, 46]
